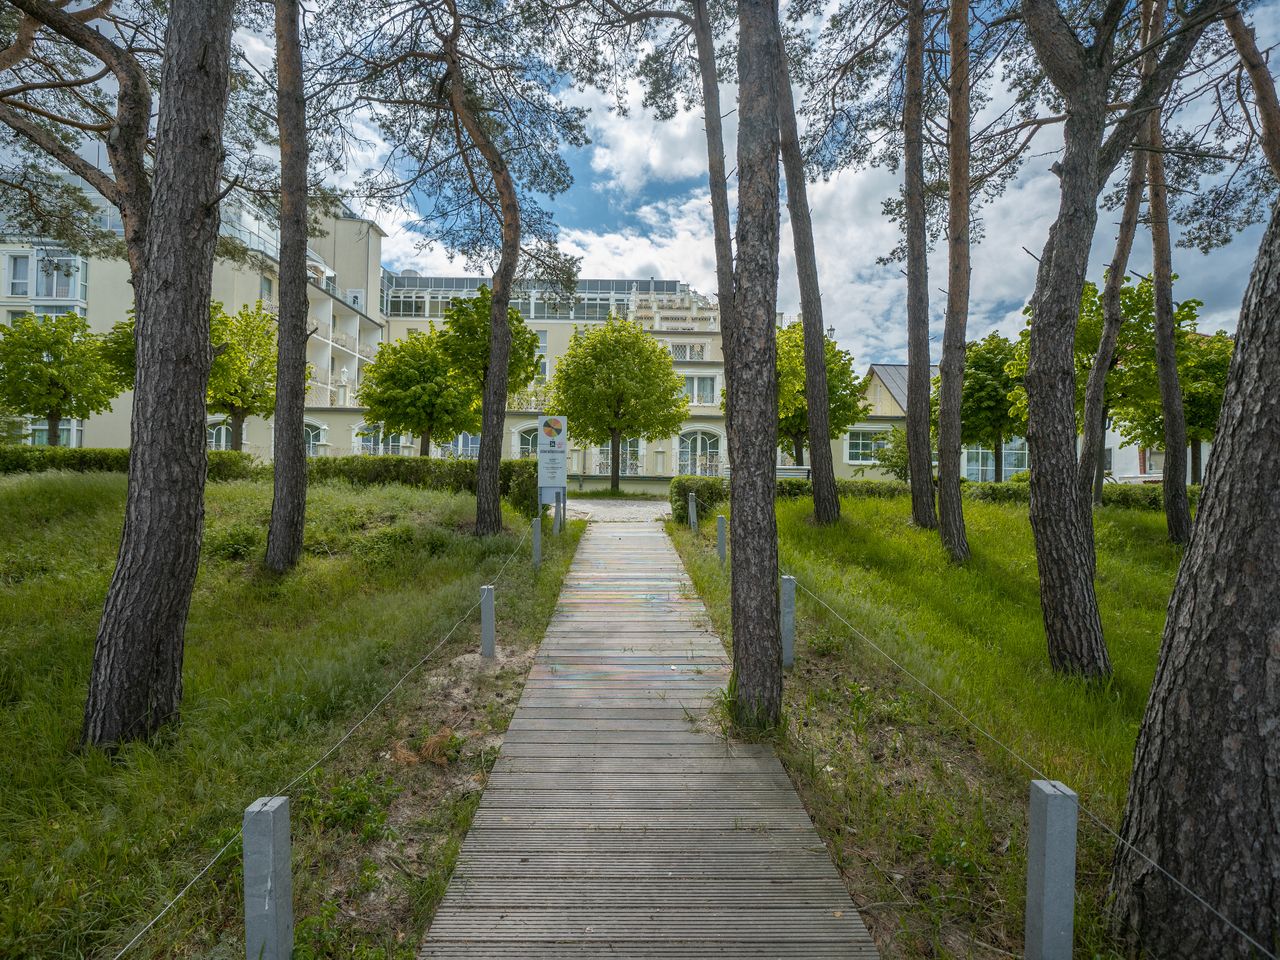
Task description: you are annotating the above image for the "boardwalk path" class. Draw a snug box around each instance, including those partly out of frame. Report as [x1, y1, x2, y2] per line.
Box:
[421, 518, 878, 958]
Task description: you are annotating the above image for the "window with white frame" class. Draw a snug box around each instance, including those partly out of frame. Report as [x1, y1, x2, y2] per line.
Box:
[358, 424, 404, 455]
[671, 341, 706, 361]
[7, 254, 29, 297]
[30, 419, 82, 447]
[535, 330, 548, 381]
[34, 251, 86, 301]
[847, 429, 888, 463]
[208, 421, 232, 451]
[962, 437, 1028, 481]
[595, 438, 641, 476]
[518, 427, 538, 459]
[260, 275, 274, 303]
[679, 431, 720, 476]
[446, 431, 481, 459]
[683, 375, 716, 405]
[303, 422, 325, 456]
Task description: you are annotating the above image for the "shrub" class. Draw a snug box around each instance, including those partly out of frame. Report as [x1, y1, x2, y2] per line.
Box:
[0, 446, 256, 481]
[499, 458, 538, 518]
[1008, 470, 1030, 483]
[670, 475, 727, 523]
[206, 450, 261, 481]
[307, 455, 538, 517]
[961, 480, 1200, 511]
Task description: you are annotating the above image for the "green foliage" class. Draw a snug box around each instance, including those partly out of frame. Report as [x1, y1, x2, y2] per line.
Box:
[965, 480, 1200, 510]
[876, 426, 913, 483]
[99, 317, 137, 391]
[775, 322, 869, 458]
[547, 315, 689, 447]
[305, 455, 538, 518]
[0, 312, 121, 428]
[208, 300, 278, 423]
[437, 286, 540, 397]
[0, 409, 26, 444]
[936, 333, 1020, 452]
[0, 445, 254, 480]
[358, 330, 477, 445]
[669, 475, 728, 524]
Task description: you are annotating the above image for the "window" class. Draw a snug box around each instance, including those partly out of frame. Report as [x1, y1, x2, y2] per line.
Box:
[358, 425, 404, 455]
[7, 255, 29, 297]
[518, 427, 538, 459]
[1103, 447, 1113, 473]
[683, 375, 716, 405]
[406, 327, 420, 337]
[961, 437, 1028, 481]
[671, 342, 705, 361]
[30, 419, 81, 447]
[303, 423, 324, 456]
[34, 252, 83, 300]
[208, 421, 231, 451]
[679, 431, 720, 476]
[595, 438, 641, 476]
[446, 431, 481, 459]
[535, 330, 548, 381]
[260, 275, 274, 303]
[847, 429, 888, 463]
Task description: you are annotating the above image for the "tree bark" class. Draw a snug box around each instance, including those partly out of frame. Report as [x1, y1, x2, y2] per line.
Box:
[1190, 439, 1201, 484]
[1082, 149, 1146, 510]
[904, 0, 937, 529]
[993, 436, 1002, 483]
[445, 37, 519, 538]
[691, 0, 737, 426]
[727, 0, 782, 730]
[265, 0, 310, 574]
[1111, 198, 1280, 959]
[610, 428, 621, 492]
[81, 0, 235, 748]
[1093, 404, 1106, 504]
[937, 0, 971, 561]
[45, 408, 61, 447]
[775, 30, 838, 524]
[229, 411, 245, 452]
[1223, 5, 1280, 177]
[793, 436, 805, 467]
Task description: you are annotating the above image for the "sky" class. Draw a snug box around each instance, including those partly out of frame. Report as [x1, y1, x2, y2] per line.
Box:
[371, 13, 1279, 367]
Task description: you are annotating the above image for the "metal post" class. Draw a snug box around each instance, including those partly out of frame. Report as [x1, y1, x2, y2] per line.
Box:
[688, 492, 698, 531]
[1025, 780, 1078, 960]
[481, 584, 495, 658]
[243, 796, 293, 960]
[716, 515, 727, 565]
[780, 575, 796, 669]
[553, 492, 563, 534]
[532, 512, 542, 571]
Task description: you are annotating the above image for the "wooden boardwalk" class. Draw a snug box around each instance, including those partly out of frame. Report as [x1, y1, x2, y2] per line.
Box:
[421, 520, 878, 958]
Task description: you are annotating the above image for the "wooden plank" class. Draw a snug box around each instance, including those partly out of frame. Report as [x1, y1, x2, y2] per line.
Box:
[419, 521, 878, 960]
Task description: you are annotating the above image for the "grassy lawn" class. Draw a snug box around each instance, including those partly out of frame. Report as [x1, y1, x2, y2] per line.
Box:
[0, 471, 582, 958]
[670, 494, 1182, 958]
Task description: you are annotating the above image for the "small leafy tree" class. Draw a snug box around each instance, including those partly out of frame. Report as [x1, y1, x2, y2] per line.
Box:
[877, 426, 913, 483]
[207, 301, 278, 452]
[547, 316, 689, 491]
[358, 330, 478, 456]
[437, 287, 540, 403]
[0, 312, 121, 447]
[776, 322, 869, 467]
[932, 333, 1020, 482]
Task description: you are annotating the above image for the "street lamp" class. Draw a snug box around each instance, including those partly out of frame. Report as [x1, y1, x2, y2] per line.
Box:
[826, 325, 836, 340]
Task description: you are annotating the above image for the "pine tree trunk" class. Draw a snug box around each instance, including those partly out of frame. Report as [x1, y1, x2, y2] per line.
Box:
[446, 43, 519, 538]
[45, 409, 61, 447]
[229, 411, 245, 452]
[1223, 5, 1280, 177]
[775, 31, 838, 525]
[1094, 406, 1106, 504]
[610, 429, 621, 492]
[1024, 100, 1112, 678]
[937, 0, 971, 562]
[81, 0, 235, 748]
[993, 437, 1003, 483]
[1110, 197, 1280, 959]
[727, 0, 782, 730]
[1081, 149, 1146, 506]
[691, 0, 737, 423]
[1190, 440, 1202, 484]
[904, 0, 937, 530]
[265, 0, 309, 574]
[1146, 109, 1192, 543]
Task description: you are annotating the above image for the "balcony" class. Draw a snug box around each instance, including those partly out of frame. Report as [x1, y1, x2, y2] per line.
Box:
[357, 342, 378, 360]
[509, 384, 552, 411]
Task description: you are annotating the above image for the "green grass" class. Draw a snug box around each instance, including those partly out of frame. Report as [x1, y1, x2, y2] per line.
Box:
[0, 471, 582, 958]
[670, 495, 1182, 958]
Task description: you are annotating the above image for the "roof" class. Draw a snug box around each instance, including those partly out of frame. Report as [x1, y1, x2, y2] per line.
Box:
[868, 363, 939, 411]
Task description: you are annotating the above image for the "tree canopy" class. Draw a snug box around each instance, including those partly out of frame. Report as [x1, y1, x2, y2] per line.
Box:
[930, 332, 1020, 464]
[775, 321, 868, 463]
[547, 316, 689, 489]
[437, 287, 541, 399]
[357, 330, 478, 454]
[207, 301, 279, 451]
[0, 311, 121, 446]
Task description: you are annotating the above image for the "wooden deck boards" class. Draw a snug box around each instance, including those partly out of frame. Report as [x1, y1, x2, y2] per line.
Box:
[420, 521, 878, 959]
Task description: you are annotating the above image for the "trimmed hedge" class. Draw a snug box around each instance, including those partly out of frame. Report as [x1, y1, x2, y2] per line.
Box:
[670, 472, 1199, 515]
[0, 446, 256, 482]
[307, 454, 539, 518]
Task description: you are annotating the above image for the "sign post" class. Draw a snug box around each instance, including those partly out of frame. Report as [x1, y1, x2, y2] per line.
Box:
[537, 415, 569, 518]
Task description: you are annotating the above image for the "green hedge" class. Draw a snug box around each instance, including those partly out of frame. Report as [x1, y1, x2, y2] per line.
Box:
[307, 455, 539, 518]
[670, 475, 728, 524]
[671, 472, 1199, 515]
[0, 446, 255, 482]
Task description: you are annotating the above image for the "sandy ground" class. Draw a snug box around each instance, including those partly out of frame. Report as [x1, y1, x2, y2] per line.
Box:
[563, 498, 670, 522]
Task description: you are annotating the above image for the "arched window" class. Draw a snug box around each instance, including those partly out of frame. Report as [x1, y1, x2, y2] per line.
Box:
[357, 424, 403, 455]
[447, 431, 481, 459]
[303, 422, 324, 457]
[679, 431, 720, 476]
[518, 427, 538, 459]
[208, 420, 231, 451]
[594, 438, 641, 476]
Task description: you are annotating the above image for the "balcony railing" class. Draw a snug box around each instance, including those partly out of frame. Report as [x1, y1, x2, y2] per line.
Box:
[592, 453, 642, 477]
[357, 343, 378, 360]
[678, 454, 723, 477]
[509, 384, 552, 410]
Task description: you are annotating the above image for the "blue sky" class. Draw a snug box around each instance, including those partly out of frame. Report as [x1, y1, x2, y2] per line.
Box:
[377, 16, 1278, 367]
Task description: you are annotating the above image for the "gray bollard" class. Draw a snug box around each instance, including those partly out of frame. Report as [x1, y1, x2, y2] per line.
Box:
[553, 492, 563, 534]
[1025, 780, 1078, 960]
[243, 796, 293, 960]
[688, 493, 698, 531]
[716, 515, 727, 565]
[780, 575, 796, 669]
[532, 512, 542, 571]
[480, 584, 495, 657]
